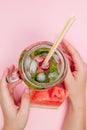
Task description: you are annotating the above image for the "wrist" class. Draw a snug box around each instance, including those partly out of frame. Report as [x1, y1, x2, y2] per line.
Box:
[68, 87, 86, 105]
[3, 126, 23, 130]
[68, 91, 86, 110]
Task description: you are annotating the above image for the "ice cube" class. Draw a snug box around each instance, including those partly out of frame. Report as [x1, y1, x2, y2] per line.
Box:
[53, 54, 60, 62]
[25, 71, 31, 78]
[25, 57, 32, 69]
[30, 60, 38, 73]
[36, 72, 46, 82]
[48, 72, 58, 79]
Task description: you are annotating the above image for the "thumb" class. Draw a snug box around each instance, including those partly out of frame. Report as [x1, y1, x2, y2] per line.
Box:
[18, 88, 30, 118]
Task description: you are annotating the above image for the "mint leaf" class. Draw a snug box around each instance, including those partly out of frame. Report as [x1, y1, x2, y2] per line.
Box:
[34, 48, 50, 56]
[30, 72, 37, 79]
[50, 58, 58, 73]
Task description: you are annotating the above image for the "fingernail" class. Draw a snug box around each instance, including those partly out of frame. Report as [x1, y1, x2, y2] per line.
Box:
[25, 88, 30, 94]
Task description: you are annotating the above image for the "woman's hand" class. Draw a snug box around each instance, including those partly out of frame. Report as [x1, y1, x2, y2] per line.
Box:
[60, 39, 87, 104]
[60, 39, 87, 130]
[0, 66, 30, 130]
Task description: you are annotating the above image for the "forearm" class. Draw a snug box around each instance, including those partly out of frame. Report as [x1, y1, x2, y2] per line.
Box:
[3, 124, 24, 130]
[62, 92, 86, 130]
[3, 127, 24, 130]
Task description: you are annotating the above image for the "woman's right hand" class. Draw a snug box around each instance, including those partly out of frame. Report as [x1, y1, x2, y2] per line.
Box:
[60, 39, 87, 104]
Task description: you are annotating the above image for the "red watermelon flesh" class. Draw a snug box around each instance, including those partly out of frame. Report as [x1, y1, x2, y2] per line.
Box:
[30, 85, 68, 108]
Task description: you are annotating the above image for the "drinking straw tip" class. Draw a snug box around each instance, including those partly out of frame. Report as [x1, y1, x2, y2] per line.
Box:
[70, 15, 76, 20]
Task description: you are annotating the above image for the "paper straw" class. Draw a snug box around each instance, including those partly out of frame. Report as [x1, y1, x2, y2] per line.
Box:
[43, 16, 75, 65]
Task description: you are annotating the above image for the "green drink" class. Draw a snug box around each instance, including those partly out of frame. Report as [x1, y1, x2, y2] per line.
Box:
[19, 41, 67, 90]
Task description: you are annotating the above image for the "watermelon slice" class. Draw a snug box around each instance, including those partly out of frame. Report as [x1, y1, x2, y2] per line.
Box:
[30, 84, 68, 108]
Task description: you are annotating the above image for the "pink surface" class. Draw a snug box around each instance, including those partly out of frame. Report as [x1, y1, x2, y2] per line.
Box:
[0, 0, 87, 130]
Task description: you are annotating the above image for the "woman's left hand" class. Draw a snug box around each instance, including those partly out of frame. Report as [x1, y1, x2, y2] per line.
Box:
[0, 66, 30, 130]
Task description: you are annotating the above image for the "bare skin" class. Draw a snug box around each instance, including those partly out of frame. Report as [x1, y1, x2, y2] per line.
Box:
[0, 40, 87, 130]
[60, 40, 87, 130]
[0, 66, 30, 130]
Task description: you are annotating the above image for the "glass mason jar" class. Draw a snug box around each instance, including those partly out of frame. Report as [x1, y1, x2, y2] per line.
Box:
[7, 41, 68, 108]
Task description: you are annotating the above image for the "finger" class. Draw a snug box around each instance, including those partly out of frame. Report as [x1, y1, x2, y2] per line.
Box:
[61, 39, 84, 71]
[59, 41, 70, 55]
[59, 42, 74, 71]
[0, 68, 16, 111]
[10, 93, 16, 105]
[9, 80, 22, 93]
[64, 53, 75, 72]
[8, 65, 15, 75]
[65, 53, 73, 64]
[59, 42, 73, 65]
[18, 88, 30, 118]
[7, 65, 22, 91]
[64, 59, 74, 85]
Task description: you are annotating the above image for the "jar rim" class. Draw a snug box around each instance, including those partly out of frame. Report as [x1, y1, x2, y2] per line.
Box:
[21, 41, 67, 89]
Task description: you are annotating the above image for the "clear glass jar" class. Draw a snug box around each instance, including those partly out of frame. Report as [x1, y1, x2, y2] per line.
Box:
[7, 41, 68, 108]
[19, 41, 67, 90]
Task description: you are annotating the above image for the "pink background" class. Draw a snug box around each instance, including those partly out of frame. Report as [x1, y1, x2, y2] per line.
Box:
[0, 0, 87, 130]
